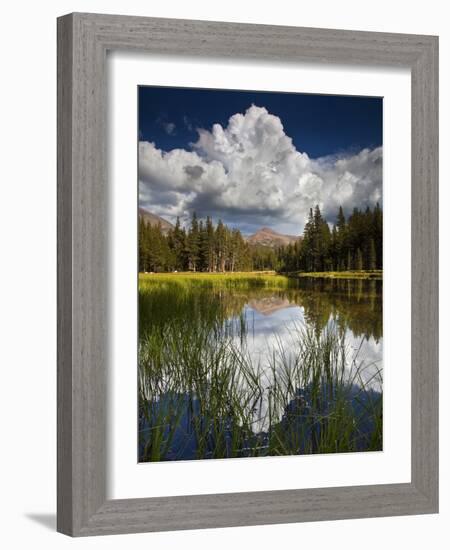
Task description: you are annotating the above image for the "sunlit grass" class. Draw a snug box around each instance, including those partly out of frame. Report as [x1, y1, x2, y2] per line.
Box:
[139, 271, 290, 288]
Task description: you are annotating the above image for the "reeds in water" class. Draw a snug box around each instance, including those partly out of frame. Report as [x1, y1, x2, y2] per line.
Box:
[138, 274, 382, 461]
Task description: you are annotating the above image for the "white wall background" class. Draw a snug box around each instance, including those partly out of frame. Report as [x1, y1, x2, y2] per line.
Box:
[0, 1, 447, 548]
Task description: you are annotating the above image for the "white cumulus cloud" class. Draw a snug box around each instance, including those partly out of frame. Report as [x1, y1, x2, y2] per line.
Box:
[139, 105, 382, 235]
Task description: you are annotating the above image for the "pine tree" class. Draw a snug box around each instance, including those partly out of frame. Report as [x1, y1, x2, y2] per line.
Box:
[368, 239, 377, 270]
[205, 216, 215, 272]
[171, 216, 187, 270]
[301, 208, 315, 271]
[186, 212, 200, 271]
[336, 206, 347, 270]
[215, 220, 227, 272]
[229, 228, 245, 272]
[373, 202, 383, 269]
[311, 205, 322, 271]
[330, 225, 338, 271]
[347, 249, 352, 271]
[356, 248, 363, 271]
[337, 206, 346, 233]
[198, 220, 207, 271]
[139, 218, 150, 272]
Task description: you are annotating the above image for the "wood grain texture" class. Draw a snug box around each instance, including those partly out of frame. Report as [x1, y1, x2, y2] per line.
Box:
[57, 13, 73, 536]
[410, 36, 439, 507]
[77, 484, 434, 536]
[57, 12, 439, 536]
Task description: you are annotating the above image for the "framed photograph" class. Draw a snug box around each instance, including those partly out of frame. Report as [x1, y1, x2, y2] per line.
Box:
[57, 13, 438, 536]
[137, 86, 384, 465]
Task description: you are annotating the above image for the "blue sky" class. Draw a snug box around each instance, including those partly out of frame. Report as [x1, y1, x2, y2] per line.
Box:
[139, 87, 382, 158]
[138, 86, 382, 235]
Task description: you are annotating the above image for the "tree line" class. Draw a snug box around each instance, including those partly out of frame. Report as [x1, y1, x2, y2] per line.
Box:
[279, 204, 382, 272]
[139, 203, 382, 273]
[139, 213, 254, 273]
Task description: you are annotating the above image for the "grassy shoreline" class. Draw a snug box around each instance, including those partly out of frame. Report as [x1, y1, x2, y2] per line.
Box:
[287, 270, 383, 280]
[139, 271, 288, 288]
[139, 270, 382, 282]
[140, 270, 277, 278]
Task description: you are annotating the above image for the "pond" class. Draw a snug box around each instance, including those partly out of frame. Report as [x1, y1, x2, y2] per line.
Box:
[138, 274, 383, 462]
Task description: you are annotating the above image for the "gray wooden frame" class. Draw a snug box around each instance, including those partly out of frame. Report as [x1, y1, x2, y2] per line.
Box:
[57, 12, 439, 537]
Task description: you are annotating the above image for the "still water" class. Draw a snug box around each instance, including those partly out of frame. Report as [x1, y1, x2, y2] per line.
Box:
[138, 275, 383, 461]
[229, 278, 382, 387]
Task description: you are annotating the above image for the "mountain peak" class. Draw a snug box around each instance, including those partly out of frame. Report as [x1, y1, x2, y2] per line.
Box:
[247, 226, 300, 248]
[259, 227, 277, 233]
[139, 208, 174, 235]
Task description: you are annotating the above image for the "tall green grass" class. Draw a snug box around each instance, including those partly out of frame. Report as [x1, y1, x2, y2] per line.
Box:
[138, 273, 382, 461]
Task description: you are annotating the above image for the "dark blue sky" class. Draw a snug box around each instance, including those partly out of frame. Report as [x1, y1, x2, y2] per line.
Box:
[138, 86, 382, 158]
